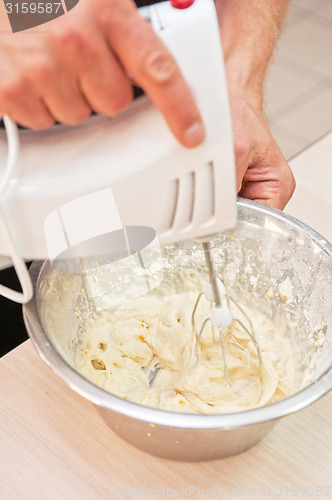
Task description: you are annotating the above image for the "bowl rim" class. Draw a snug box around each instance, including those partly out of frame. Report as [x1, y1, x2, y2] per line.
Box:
[23, 198, 332, 429]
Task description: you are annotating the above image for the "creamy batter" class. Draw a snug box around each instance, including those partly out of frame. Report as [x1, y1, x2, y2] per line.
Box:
[74, 284, 307, 414]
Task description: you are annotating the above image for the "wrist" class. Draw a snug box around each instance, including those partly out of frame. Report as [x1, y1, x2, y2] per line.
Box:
[224, 55, 265, 111]
[216, 0, 290, 111]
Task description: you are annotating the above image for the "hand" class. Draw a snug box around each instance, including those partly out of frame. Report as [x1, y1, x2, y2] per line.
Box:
[0, 0, 205, 148]
[230, 94, 295, 210]
[215, 0, 293, 209]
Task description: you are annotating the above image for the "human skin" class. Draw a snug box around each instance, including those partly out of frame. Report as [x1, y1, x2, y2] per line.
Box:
[0, 0, 205, 147]
[0, 0, 295, 209]
[216, 0, 295, 210]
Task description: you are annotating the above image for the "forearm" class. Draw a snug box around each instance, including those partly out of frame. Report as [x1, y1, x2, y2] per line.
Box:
[215, 0, 290, 108]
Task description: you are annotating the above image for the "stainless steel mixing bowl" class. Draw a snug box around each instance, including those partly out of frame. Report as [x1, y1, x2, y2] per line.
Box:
[23, 199, 332, 461]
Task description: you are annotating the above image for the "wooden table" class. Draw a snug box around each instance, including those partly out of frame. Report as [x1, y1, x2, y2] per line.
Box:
[1, 134, 332, 499]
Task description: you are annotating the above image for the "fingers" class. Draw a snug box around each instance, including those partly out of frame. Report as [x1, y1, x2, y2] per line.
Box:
[41, 81, 92, 127]
[230, 95, 295, 210]
[238, 156, 296, 210]
[0, 21, 132, 128]
[103, 0, 205, 147]
[0, 97, 55, 130]
[27, 46, 93, 126]
[0, 48, 55, 129]
[239, 180, 294, 211]
[77, 35, 133, 117]
[47, 14, 134, 119]
[0, 34, 85, 128]
[0, 0, 205, 147]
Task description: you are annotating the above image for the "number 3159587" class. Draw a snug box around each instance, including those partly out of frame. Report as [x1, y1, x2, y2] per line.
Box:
[5, 3, 63, 14]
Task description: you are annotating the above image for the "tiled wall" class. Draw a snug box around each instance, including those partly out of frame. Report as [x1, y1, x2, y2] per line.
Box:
[265, 0, 332, 160]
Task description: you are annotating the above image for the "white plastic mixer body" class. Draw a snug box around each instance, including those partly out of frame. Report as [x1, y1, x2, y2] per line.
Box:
[0, 0, 236, 302]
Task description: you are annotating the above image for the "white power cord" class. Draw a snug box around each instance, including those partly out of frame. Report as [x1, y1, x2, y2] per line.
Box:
[0, 116, 33, 303]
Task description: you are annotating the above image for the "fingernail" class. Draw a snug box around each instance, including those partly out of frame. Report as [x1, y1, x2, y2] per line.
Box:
[183, 121, 205, 147]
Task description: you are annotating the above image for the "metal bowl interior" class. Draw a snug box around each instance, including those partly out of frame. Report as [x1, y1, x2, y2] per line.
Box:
[23, 199, 332, 461]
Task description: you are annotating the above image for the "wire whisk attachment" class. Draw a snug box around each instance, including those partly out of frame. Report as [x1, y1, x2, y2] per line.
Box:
[191, 242, 263, 388]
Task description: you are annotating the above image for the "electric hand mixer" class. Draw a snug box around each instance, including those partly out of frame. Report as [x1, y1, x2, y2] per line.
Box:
[0, 0, 261, 384]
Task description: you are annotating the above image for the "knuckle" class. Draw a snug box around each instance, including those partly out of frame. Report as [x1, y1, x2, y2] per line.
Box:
[101, 87, 133, 116]
[96, 0, 112, 10]
[59, 25, 87, 54]
[0, 80, 24, 102]
[98, 0, 115, 12]
[114, 87, 133, 113]
[63, 107, 92, 126]
[97, 0, 134, 28]
[144, 50, 178, 85]
[29, 57, 54, 84]
[29, 116, 55, 130]
[291, 173, 296, 192]
[286, 166, 296, 195]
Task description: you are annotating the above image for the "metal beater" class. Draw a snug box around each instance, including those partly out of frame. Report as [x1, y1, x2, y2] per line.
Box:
[192, 241, 263, 387]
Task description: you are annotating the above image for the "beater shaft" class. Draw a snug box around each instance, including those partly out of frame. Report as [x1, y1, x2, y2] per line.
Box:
[202, 241, 221, 307]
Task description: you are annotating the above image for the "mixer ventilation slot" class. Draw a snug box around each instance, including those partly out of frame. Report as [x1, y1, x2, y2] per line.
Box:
[168, 172, 196, 232]
[188, 170, 196, 226]
[168, 162, 215, 234]
[208, 160, 216, 218]
[192, 160, 215, 227]
[168, 178, 179, 231]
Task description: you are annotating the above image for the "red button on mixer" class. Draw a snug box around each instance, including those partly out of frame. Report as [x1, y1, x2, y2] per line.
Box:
[171, 0, 195, 9]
